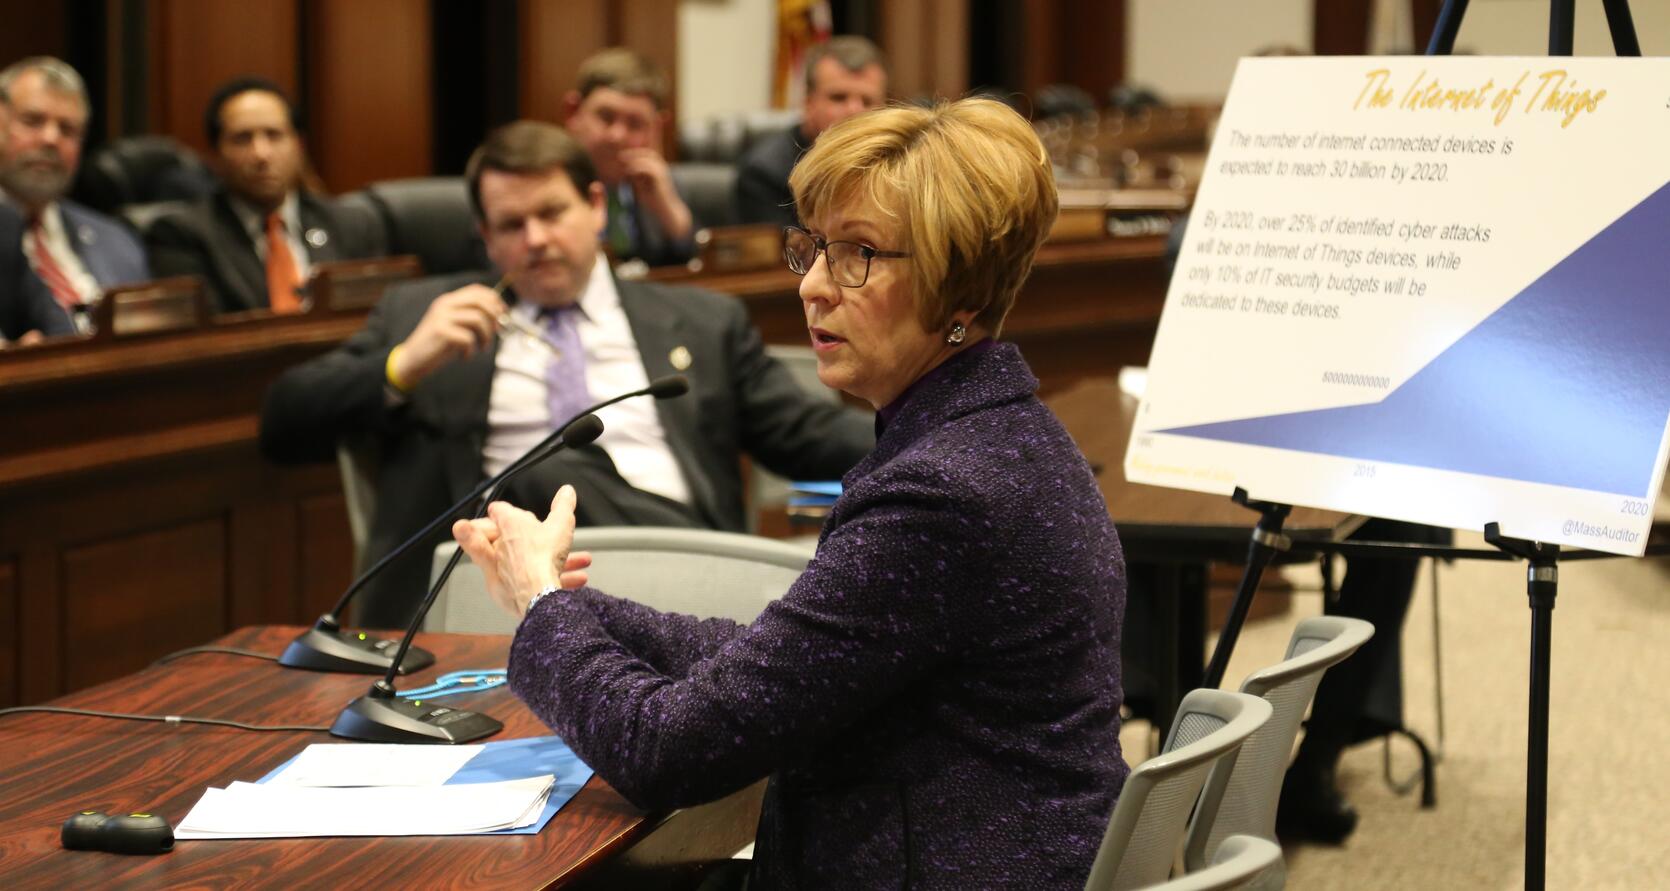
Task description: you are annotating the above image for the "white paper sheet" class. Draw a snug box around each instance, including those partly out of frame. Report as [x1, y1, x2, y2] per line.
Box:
[174, 775, 554, 839]
[265, 743, 484, 787]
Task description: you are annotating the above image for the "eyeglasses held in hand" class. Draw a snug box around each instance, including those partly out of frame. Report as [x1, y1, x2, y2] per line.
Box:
[783, 226, 910, 288]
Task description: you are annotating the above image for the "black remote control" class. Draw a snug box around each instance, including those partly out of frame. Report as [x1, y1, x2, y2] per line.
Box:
[61, 810, 175, 855]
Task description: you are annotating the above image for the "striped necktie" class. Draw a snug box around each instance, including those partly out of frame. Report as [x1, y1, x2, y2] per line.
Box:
[25, 217, 84, 311]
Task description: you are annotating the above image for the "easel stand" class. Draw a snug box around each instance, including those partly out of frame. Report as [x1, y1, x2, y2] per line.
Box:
[1201, 489, 1289, 690]
[1428, 1, 1641, 886]
[1483, 523, 1560, 890]
[1204, 489, 1667, 891]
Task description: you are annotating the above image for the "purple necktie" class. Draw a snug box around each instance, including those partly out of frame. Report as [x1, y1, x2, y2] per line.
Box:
[542, 305, 592, 428]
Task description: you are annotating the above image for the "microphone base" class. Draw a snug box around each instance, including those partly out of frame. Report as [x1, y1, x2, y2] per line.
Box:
[329, 694, 503, 744]
[278, 626, 436, 675]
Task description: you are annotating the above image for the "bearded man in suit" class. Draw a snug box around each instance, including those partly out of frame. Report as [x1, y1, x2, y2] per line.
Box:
[260, 121, 872, 628]
[0, 56, 149, 337]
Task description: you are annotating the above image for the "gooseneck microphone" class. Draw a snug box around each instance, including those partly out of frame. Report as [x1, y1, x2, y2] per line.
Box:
[327, 414, 606, 743]
[278, 374, 690, 674]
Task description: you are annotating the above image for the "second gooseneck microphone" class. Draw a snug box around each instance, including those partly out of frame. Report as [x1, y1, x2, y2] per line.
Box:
[277, 374, 690, 675]
[326, 412, 606, 744]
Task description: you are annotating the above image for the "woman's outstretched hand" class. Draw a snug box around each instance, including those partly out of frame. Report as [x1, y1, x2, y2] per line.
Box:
[452, 485, 593, 617]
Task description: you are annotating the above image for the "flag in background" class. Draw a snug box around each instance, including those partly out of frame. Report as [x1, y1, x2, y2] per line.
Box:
[773, 0, 832, 108]
[1369, 0, 1416, 53]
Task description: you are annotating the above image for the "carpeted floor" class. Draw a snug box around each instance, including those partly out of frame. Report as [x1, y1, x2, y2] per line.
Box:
[1118, 530, 1670, 890]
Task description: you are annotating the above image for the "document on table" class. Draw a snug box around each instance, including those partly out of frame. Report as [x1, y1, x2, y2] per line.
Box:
[175, 736, 594, 840]
[265, 743, 484, 787]
[174, 775, 554, 839]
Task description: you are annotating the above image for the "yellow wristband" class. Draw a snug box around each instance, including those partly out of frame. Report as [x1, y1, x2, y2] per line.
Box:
[386, 344, 411, 393]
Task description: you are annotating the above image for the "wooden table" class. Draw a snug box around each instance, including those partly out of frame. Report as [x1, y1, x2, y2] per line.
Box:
[1045, 378, 1358, 733]
[0, 626, 762, 889]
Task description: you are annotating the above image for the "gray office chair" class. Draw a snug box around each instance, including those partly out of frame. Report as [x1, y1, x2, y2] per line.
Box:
[335, 435, 382, 573]
[766, 343, 829, 398]
[1084, 689, 1272, 891]
[1183, 616, 1375, 889]
[749, 345, 840, 533]
[1148, 835, 1283, 891]
[426, 526, 815, 634]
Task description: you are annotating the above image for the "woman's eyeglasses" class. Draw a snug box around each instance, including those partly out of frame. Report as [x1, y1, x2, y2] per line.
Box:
[783, 226, 910, 288]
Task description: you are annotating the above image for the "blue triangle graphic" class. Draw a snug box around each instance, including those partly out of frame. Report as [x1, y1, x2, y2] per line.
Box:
[1160, 180, 1670, 498]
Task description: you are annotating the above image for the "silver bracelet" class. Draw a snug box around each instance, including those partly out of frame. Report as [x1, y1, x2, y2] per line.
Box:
[527, 584, 563, 614]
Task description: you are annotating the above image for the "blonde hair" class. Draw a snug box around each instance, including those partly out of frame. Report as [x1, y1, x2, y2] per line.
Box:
[789, 97, 1058, 335]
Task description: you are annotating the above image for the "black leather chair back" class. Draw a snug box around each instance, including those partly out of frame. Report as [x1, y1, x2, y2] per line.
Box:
[672, 163, 739, 229]
[679, 109, 801, 164]
[1035, 84, 1097, 121]
[350, 177, 486, 275]
[118, 200, 193, 239]
[73, 136, 216, 214]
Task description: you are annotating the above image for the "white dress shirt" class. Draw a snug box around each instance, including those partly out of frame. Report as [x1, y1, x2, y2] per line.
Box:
[226, 191, 311, 282]
[482, 255, 692, 506]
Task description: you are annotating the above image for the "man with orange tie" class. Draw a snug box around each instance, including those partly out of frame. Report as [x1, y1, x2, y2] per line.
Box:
[147, 78, 383, 314]
[0, 56, 149, 336]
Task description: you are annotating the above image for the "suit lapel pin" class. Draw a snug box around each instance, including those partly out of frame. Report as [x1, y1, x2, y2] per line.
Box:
[305, 228, 329, 248]
[669, 345, 693, 371]
[77, 225, 96, 246]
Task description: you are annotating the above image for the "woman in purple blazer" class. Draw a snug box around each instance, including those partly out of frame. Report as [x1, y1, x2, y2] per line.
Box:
[455, 97, 1128, 889]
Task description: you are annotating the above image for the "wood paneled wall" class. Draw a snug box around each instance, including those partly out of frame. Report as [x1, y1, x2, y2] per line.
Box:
[0, 1, 69, 74]
[113, 0, 680, 191]
[0, 312, 365, 708]
[143, 0, 432, 193]
[0, 451, 352, 706]
[877, 0, 971, 101]
[519, 0, 612, 122]
[1315, 0, 1444, 55]
[1017, 0, 1127, 104]
[147, 0, 300, 156]
[518, 0, 680, 156]
[304, 0, 433, 190]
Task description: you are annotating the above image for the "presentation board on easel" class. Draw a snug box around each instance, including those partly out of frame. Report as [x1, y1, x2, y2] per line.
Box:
[1126, 56, 1670, 556]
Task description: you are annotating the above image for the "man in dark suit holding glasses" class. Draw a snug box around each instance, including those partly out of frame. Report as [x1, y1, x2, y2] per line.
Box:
[260, 121, 871, 628]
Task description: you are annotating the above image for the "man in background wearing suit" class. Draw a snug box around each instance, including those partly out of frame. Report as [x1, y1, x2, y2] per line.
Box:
[0, 56, 150, 336]
[259, 121, 872, 628]
[563, 49, 697, 267]
[146, 77, 383, 314]
[735, 37, 888, 228]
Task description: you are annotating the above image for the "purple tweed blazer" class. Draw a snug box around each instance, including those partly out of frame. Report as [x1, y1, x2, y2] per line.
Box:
[509, 342, 1128, 889]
